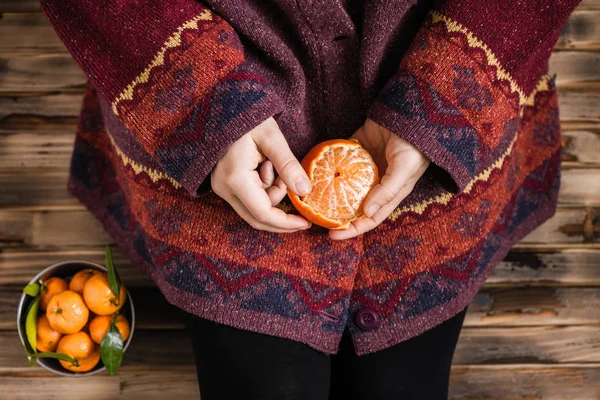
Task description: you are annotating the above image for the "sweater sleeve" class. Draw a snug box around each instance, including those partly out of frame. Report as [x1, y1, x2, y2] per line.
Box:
[367, 0, 580, 192]
[40, 0, 284, 196]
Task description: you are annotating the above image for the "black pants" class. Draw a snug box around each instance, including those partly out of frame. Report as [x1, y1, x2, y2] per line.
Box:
[184, 307, 467, 400]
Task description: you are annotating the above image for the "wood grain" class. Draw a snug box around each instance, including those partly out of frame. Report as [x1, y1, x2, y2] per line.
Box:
[2, 247, 599, 287]
[449, 365, 600, 400]
[2, 325, 600, 366]
[0, 207, 595, 247]
[2, 285, 599, 330]
[490, 248, 600, 286]
[557, 10, 600, 50]
[2, 365, 600, 400]
[549, 51, 600, 85]
[0, 247, 151, 286]
[558, 91, 600, 121]
[562, 129, 600, 164]
[1, 165, 599, 208]
[0, 54, 86, 92]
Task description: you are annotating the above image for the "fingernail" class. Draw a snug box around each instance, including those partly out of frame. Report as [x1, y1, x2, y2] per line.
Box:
[366, 203, 380, 218]
[295, 178, 311, 196]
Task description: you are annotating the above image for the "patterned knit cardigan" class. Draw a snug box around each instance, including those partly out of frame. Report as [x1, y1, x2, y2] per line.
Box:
[41, 0, 579, 354]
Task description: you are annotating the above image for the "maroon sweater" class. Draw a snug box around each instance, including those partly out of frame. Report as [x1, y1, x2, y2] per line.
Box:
[41, 0, 579, 354]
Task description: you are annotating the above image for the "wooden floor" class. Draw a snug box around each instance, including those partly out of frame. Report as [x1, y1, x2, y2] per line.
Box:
[1, 1, 600, 399]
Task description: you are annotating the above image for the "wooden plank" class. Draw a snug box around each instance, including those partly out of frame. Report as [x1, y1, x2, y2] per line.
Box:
[2, 285, 600, 330]
[0, 133, 74, 170]
[0, 286, 183, 331]
[0, 208, 595, 246]
[1, 247, 599, 288]
[0, 171, 76, 206]
[549, 51, 600, 85]
[0, 14, 65, 53]
[0, 247, 152, 286]
[0, 372, 200, 400]
[1, 165, 599, 208]
[490, 248, 600, 286]
[2, 325, 600, 365]
[562, 129, 600, 164]
[0, 0, 40, 12]
[0, 207, 597, 247]
[0, 54, 85, 92]
[557, 10, 600, 50]
[454, 325, 600, 364]
[1, 51, 598, 93]
[466, 287, 600, 326]
[559, 168, 600, 205]
[449, 365, 600, 400]
[558, 91, 600, 121]
[522, 207, 598, 244]
[0, 93, 82, 120]
[2, 365, 600, 400]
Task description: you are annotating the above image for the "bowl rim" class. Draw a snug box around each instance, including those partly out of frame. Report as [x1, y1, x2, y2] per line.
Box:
[16, 259, 135, 377]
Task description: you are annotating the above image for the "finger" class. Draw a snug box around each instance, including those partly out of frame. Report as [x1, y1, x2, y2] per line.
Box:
[225, 193, 310, 233]
[259, 160, 275, 189]
[330, 183, 415, 240]
[364, 156, 427, 218]
[231, 174, 311, 231]
[254, 128, 311, 197]
[265, 177, 288, 206]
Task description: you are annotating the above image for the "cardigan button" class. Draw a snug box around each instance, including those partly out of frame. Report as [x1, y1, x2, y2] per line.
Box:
[356, 308, 380, 331]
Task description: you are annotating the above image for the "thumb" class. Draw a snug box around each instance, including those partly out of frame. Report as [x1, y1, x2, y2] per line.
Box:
[252, 121, 311, 196]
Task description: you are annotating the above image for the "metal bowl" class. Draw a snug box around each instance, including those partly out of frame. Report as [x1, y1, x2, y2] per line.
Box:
[16, 260, 135, 377]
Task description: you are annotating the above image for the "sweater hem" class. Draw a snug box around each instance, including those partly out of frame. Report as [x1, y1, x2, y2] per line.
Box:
[68, 178, 341, 355]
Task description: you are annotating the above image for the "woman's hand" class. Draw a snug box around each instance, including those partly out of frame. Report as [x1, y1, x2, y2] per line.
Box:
[329, 119, 430, 240]
[211, 117, 312, 232]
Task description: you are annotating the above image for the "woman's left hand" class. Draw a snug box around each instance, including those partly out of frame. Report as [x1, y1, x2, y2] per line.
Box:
[329, 119, 430, 240]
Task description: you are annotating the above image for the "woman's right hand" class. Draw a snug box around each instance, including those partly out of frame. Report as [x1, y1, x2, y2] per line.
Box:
[211, 117, 313, 233]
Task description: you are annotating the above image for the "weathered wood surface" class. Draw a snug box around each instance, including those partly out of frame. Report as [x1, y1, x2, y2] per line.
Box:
[0, 247, 151, 286]
[2, 285, 600, 330]
[449, 365, 600, 400]
[2, 325, 600, 365]
[2, 165, 599, 206]
[556, 10, 600, 50]
[2, 247, 599, 287]
[2, 10, 599, 54]
[2, 90, 598, 122]
[2, 365, 600, 400]
[0, 54, 86, 92]
[0, 207, 596, 248]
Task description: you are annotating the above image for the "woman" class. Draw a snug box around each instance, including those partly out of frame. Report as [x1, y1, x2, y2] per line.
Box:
[41, 0, 579, 398]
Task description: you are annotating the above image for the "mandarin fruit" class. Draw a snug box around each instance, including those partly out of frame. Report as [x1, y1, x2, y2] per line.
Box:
[36, 315, 62, 352]
[69, 268, 101, 295]
[287, 139, 379, 229]
[83, 273, 127, 315]
[57, 331, 98, 372]
[60, 348, 101, 373]
[39, 277, 68, 311]
[89, 314, 130, 344]
[46, 290, 89, 334]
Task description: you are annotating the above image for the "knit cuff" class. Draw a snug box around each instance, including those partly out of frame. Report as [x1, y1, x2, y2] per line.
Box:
[367, 11, 525, 193]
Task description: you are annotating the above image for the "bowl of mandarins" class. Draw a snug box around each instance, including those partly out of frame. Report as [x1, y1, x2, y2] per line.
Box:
[16, 246, 135, 377]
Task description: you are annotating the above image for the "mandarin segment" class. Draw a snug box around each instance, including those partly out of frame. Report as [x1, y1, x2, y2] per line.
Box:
[288, 139, 378, 229]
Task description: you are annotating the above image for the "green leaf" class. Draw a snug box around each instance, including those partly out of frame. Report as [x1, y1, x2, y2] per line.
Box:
[100, 313, 124, 376]
[23, 283, 41, 297]
[27, 351, 79, 366]
[105, 245, 121, 299]
[24, 297, 40, 354]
